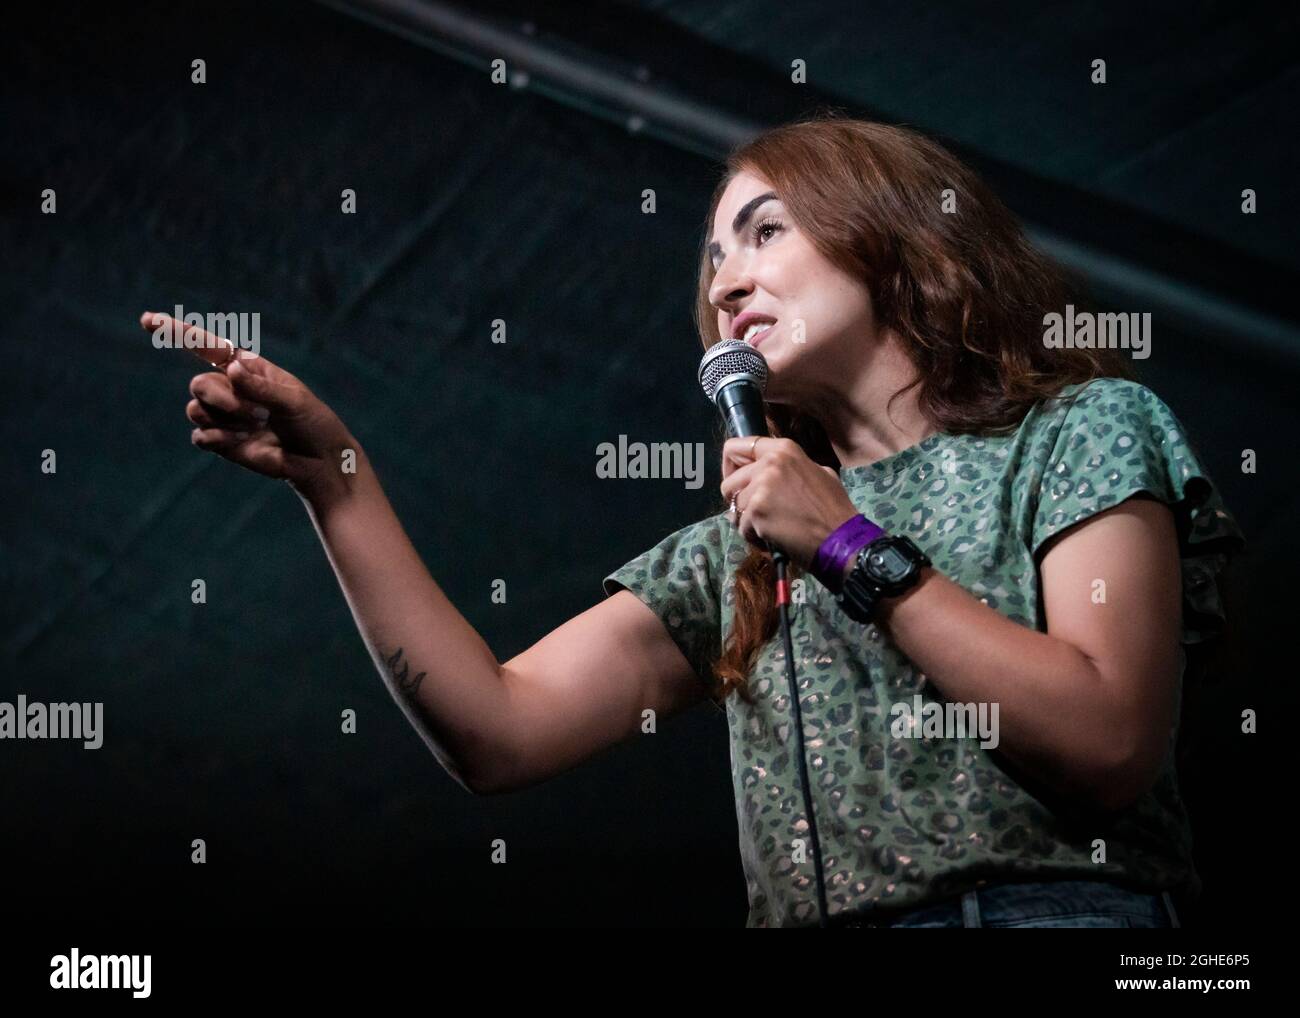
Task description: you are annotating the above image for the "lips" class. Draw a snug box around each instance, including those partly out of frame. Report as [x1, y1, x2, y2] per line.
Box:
[731, 311, 778, 342]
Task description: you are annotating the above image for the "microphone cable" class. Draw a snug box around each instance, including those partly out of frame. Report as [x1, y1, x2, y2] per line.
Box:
[769, 547, 831, 928]
[699, 338, 830, 928]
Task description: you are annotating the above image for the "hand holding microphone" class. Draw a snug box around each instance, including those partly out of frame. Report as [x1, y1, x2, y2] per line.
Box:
[699, 339, 858, 570]
[718, 435, 860, 571]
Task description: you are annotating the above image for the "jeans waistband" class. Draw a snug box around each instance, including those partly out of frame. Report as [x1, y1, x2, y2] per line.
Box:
[835, 879, 1182, 928]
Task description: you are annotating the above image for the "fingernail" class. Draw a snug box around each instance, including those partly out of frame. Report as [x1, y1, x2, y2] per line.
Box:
[253, 406, 270, 422]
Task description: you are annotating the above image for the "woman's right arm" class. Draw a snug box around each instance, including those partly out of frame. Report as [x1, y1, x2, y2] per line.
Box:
[300, 451, 708, 795]
[151, 312, 706, 795]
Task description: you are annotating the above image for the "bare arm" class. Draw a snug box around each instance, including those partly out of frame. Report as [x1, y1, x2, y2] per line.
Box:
[875, 494, 1182, 812]
[154, 310, 707, 797]
[302, 451, 707, 795]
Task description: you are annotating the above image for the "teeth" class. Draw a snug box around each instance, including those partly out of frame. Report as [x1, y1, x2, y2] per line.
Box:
[742, 320, 774, 342]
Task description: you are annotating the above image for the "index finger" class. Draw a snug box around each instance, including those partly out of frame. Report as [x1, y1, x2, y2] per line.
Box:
[140, 310, 237, 370]
[721, 435, 767, 479]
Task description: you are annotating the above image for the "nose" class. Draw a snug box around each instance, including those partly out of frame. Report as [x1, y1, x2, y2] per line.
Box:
[709, 257, 753, 314]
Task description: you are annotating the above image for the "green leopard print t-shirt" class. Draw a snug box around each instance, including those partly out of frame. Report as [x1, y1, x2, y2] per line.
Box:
[602, 377, 1246, 928]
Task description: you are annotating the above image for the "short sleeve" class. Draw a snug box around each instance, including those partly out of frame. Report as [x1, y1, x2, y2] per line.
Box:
[1030, 378, 1246, 645]
[602, 514, 727, 692]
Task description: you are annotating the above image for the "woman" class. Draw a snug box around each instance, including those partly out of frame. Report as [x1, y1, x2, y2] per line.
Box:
[147, 115, 1244, 929]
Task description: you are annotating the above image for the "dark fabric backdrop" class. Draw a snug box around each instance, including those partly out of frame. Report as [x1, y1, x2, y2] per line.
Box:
[3, 0, 1295, 926]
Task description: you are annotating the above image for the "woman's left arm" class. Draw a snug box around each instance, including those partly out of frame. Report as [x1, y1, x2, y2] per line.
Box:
[719, 436, 1184, 815]
[874, 493, 1183, 813]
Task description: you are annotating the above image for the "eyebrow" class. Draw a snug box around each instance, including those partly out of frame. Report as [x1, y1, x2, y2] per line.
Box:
[707, 191, 778, 265]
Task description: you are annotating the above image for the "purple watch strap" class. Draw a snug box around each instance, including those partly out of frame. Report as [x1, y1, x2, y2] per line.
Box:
[812, 514, 885, 593]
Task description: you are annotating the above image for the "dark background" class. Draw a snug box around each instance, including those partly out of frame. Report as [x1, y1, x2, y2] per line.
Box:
[3, 0, 1296, 927]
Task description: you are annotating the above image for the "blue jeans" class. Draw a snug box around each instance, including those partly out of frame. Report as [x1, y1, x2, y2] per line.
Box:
[840, 880, 1180, 927]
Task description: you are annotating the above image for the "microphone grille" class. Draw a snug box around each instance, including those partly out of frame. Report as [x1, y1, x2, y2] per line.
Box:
[698, 338, 769, 402]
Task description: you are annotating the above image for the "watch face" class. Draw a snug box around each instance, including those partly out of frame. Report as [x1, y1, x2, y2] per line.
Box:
[868, 543, 912, 582]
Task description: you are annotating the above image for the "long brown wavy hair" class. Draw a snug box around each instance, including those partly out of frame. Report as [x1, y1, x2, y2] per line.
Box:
[694, 114, 1137, 704]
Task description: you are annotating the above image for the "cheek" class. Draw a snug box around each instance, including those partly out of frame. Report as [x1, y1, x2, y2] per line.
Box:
[765, 254, 824, 325]
[804, 278, 872, 338]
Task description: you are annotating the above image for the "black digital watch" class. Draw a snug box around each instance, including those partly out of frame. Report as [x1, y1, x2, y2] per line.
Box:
[835, 535, 931, 624]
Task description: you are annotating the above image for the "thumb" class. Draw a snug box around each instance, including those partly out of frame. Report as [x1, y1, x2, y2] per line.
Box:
[226, 353, 300, 412]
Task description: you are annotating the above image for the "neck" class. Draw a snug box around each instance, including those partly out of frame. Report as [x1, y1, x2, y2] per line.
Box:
[796, 330, 936, 470]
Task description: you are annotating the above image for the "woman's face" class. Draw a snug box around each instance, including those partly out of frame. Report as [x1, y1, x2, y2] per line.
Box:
[707, 169, 877, 403]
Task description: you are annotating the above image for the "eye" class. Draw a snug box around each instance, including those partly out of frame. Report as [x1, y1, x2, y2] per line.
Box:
[710, 216, 784, 271]
[752, 217, 783, 245]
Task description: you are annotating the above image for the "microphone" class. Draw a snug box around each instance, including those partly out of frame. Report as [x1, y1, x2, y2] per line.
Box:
[698, 338, 770, 441]
[697, 339, 786, 566]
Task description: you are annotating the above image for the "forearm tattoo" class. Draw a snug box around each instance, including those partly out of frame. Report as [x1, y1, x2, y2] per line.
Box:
[384, 646, 427, 700]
